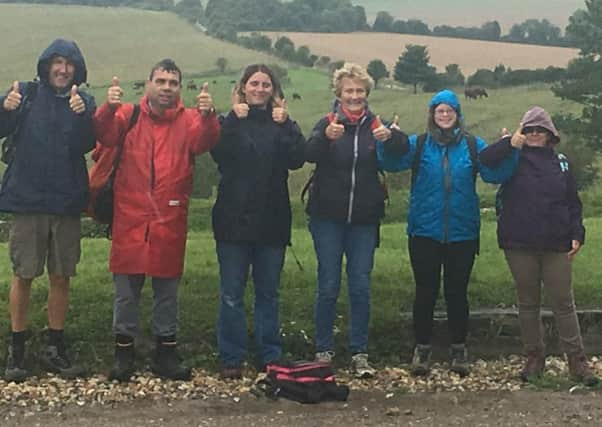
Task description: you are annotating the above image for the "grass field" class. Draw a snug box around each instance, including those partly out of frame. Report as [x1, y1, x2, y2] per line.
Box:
[1, 217, 602, 371]
[0, 4, 278, 88]
[262, 31, 578, 76]
[352, 0, 583, 31]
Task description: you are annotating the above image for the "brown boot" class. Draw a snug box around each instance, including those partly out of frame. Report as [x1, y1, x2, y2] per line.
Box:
[520, 350, 545, 382]
[567, 351, 599, 386]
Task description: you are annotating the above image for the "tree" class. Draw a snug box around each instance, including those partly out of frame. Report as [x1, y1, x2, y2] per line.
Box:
[216, 57, 227, 73]
[480, 21, 501, 40]
[366, 59, 388, 88]
[444, 64, 465, 86]
[373, 11, 394, 32]
[393, 45, 436, 94]
[551, 0, 602, 188]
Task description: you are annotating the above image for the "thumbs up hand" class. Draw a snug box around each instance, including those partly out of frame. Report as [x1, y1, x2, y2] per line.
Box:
[196, 82, 214, 115]
[271, 96, 288, 124]
[372, 114, 392, 141]
[231, 85, 249, 119]
[3, 81, 22, 111]
[325, 114, 344, 140]
[390, 114, 401, 131]
[510, 123, 526, 149]
[107, 76, 122, 110]
[69, 85, 86, 114]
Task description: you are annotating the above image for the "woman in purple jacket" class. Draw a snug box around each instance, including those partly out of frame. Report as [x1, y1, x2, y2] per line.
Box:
[480, 106, 598, 386]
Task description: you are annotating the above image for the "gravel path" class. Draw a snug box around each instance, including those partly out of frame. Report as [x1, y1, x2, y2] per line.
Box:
[1, 355, 601, 426]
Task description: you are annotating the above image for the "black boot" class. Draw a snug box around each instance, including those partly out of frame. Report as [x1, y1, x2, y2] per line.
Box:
[5, 343, 28, 383]
[40, 330, 85, 379]
[151, 336, 191, 381]
[109, 335, 135, 382]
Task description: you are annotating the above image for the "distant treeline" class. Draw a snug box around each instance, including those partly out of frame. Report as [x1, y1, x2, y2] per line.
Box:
[372, 12, 576, 48]
[0, 0, 580, 48]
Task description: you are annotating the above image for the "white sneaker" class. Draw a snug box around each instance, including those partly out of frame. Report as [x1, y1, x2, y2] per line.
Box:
[314, 351, 335, 364]
[351, 353, 376, 378]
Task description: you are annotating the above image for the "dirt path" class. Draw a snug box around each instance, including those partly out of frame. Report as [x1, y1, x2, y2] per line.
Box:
[3, 389, 601, 427]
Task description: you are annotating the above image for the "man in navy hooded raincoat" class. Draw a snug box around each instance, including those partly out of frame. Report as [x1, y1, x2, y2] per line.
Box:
[0, 39, 96, 381]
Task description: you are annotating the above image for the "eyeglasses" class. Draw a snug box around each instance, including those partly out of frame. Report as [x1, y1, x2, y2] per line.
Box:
[434, 108, 456, 116]
[522, 126, 547, 135]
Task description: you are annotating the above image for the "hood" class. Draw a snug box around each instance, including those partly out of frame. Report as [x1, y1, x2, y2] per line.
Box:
[428, 89, 462, 118]
[521, 106, 560, 143]
[37, 38, 87, 86]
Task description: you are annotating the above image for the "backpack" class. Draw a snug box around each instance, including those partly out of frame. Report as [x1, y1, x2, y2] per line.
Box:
[1, 81, 39, 165]
[87, 105, 140, 234]
[495, 152, 569, 219]
[411, 132, 478, 188]
[257, 360, 350, 404]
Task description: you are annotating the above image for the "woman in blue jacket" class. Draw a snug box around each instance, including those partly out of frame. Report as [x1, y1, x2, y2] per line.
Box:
[378, 89, 518, 377]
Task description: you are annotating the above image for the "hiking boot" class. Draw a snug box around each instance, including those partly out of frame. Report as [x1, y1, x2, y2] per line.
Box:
[410, 344, 432, 377]
[219, 365, 243, 380]
[40, 344, 85, 379]
[568, 351, 599, 387]
[151, 341, 191, 381]
[351, 353, 376, 379]
[5, 344, 28, 383]
[449, 344, 470, 377]
[519, 350, 545, 382]
[109, 343, 135, 382]
[314, 350, 335, 364]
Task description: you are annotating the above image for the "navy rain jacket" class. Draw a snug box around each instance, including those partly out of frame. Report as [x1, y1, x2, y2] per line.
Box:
[0, 39, 96, 215]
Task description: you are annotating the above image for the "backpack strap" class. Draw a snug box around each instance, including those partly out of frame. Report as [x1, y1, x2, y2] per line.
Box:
[300, 168, 315, 203]
[557, 153, 569, 172]
[465, 133, 478, 182]
[110, 104, 140, 172]
[411, 133, 427, 188]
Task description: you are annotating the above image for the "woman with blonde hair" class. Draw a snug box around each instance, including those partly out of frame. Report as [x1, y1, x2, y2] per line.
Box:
[306, 63, 406, 377]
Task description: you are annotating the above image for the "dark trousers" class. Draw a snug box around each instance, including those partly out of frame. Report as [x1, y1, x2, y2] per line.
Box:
[409, 236, 478, 345]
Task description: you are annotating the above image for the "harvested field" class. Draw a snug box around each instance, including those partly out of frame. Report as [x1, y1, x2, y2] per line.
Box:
[263, 31, 578, 76]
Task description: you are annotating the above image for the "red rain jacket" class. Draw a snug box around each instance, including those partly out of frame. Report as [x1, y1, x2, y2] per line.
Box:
[93, 97, 219, 277]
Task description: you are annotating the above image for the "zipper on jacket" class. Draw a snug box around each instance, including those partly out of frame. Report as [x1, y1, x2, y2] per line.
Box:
[442, 147, 451, 243]
[146, 135, 156, 243]
[346, 117, 364, 223]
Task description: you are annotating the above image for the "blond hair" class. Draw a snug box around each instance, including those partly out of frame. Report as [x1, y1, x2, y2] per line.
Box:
[332, 62, 374, 97]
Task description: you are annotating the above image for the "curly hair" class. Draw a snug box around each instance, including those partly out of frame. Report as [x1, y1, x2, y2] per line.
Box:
[332, 62, 374, 97]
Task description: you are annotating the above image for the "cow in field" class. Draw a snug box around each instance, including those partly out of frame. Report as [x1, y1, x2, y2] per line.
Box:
[187, 80, 198, 91]
[133, 81, 145, 89]
[292, 93, 302, 100]
[464, 87, 488, 99]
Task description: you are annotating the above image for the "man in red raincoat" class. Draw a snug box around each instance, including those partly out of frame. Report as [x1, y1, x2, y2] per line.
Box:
[93, 59, 219, 381]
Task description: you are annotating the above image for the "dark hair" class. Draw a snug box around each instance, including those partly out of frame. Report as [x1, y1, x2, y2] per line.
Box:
[149, 58, 182, 83]
[236, 64, 284, 103]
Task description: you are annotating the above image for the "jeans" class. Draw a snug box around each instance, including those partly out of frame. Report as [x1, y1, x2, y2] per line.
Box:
[216, 241, 285, 367]
[309, 217, 377, 354]
[409, 236, 478, 345]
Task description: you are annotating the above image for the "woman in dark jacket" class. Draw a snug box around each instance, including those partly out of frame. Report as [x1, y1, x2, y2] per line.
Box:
[212, 64, 306, 379]
[480, 106, 598, 386]
[306, 62, 406, 378]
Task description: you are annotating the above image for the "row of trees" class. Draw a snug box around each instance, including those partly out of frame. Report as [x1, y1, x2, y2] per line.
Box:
[363, 45, 568, 95]
[373, 12, 575, 47]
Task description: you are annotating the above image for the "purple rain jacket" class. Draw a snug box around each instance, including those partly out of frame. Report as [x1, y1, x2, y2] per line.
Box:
[479, 136, 584, 252]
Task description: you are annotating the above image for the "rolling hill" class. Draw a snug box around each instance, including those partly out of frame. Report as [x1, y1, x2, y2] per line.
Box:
[0, 3, 278, 87]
